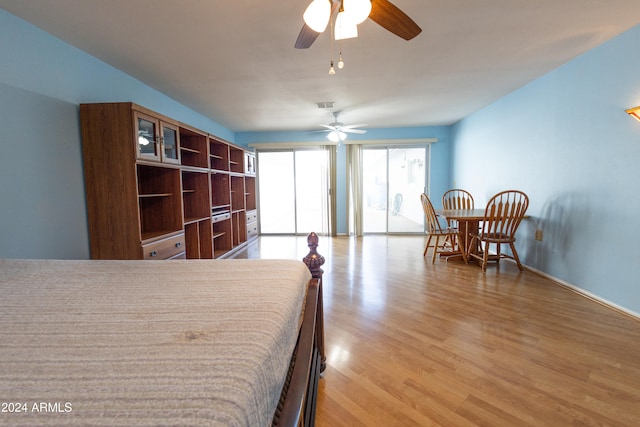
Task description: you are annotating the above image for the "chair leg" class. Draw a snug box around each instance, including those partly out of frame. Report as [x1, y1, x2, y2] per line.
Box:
[446, 233, 456, 250]
[432, 236, 440, 263]
[510, 243, 523, 270]
[423, 235, 433, 257]
[482, 242, 489, 272]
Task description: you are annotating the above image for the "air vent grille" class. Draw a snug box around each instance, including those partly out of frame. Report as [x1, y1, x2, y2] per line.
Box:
[316, 102, 335, 109]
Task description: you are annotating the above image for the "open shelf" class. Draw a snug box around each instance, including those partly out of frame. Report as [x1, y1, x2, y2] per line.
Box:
[211, 172, 231, 207]
[209, 137, 229, 171]
[184, 219, 213, 259]
[182, 170, 210, 223]
[179, 127, 209, 169]
[229, 146, 244, 173]
[137, 165, 183, 240]
[230, 175, 245, 212]
[245, 176, 256, 211]
[212, 218, 232, 258]
[232, 211, 247, 248]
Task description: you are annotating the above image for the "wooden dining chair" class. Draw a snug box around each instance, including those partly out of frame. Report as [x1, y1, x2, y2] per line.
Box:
[466, 190, 529, 272]
[442, 189, 474, 248]
[442, 188, 474, 211]
[421, 193, 467, 263]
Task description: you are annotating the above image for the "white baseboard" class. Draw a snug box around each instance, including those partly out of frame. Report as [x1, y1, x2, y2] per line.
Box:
[523, 264, 640, 321]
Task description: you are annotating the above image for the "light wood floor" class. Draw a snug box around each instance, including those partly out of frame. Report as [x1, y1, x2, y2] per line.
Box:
[232, 235, 640, 426]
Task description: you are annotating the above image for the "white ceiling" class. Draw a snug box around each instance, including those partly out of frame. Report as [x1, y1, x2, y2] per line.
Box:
[2, 1, 640, 133]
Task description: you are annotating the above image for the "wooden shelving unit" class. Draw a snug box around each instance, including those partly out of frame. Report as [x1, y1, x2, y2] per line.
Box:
[80, 102, 256, 260]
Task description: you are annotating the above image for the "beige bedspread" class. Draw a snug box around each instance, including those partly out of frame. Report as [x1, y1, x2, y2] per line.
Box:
[0, 258, 312, 427]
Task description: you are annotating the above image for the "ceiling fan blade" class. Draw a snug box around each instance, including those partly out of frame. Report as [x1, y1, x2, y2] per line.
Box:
[295, 1, 341, 49]
[341, 124, 368, 129]
[342, 128, 367, 134]
[295, 24, 321, 49]
[369, 0, 422, 41]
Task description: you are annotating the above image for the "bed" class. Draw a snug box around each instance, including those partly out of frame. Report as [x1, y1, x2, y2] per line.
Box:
[0, 234, 325, 427]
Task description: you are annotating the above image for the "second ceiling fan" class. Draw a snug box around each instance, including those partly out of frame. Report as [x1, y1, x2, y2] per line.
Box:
[295, 0, 422, 49]
[318, 111, 367, 142]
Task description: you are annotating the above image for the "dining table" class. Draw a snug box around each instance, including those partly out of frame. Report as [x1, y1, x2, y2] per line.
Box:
[436, 208, 486, 260]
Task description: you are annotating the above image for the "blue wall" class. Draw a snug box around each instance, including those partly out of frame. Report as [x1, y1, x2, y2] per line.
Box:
[0, 10, 232, 141]
[451, 24, 640, 315]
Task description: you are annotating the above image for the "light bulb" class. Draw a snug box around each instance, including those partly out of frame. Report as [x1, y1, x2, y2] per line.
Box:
[334, 11, 358, 40]
[327, 130, 347, 142]
[343, 0, 372, 24]
[328, 61, 336, 75]
[338, 54, 344, 69]
[303, 0, 331, 33]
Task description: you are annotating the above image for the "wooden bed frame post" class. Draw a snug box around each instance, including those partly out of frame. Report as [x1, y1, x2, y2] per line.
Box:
[303, 232, 326, 373]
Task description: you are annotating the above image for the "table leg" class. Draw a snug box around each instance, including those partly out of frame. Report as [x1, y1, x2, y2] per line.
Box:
[462, 219, 480, 263]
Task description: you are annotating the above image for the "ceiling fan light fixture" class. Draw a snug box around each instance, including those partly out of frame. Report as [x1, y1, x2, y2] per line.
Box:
[327, 130, 347, 142]
[343, 0, 372, 24]
[334, 11, 358, 40]
[303, 0, 331, 33]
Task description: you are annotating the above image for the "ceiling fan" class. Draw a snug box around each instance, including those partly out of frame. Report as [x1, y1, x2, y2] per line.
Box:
[295, 0, 422, 49]
[318, 111, 367, 142]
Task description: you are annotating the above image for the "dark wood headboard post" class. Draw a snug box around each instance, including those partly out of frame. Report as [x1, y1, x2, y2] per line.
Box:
[303, 232, 326, 372]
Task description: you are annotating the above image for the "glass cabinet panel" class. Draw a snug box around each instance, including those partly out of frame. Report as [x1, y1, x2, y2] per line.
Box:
[136, 114, 159, 161]
[135, 110, 180, 164]
[162, 124, 180, 164]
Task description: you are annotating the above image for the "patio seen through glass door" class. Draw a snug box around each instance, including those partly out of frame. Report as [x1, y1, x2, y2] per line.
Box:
[362, 146, 427, 233]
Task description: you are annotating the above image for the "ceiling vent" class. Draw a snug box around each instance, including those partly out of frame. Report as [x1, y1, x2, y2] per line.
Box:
[316, 101, 335, 109]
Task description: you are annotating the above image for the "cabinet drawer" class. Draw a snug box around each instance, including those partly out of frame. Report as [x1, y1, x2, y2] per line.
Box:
[212, 212, 231, 223]
[246, 210, 257, 224]
[142, 233, 185, 260]
[247, 221, 258, 239]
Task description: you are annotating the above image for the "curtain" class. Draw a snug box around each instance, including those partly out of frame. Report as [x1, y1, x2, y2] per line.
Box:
[346, 144, 363, 236]
[326, 145, 337, 236]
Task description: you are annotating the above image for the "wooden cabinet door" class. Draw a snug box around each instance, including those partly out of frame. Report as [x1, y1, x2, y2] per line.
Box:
[135, 111, 161, 162]
[160, 122, 181, 165]
[135, 111, 181, 165]
[245, 152, 256, 175]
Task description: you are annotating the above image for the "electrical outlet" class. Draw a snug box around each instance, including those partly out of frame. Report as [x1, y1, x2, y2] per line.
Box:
[535, 229, 543, 241]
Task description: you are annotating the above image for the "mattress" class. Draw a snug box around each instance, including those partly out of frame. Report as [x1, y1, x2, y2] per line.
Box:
[0, 258, 312, 427]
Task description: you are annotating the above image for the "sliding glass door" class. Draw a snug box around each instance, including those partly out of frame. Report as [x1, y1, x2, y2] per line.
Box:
[362, 146, 428, 233]
[257, 148, 331, 234]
